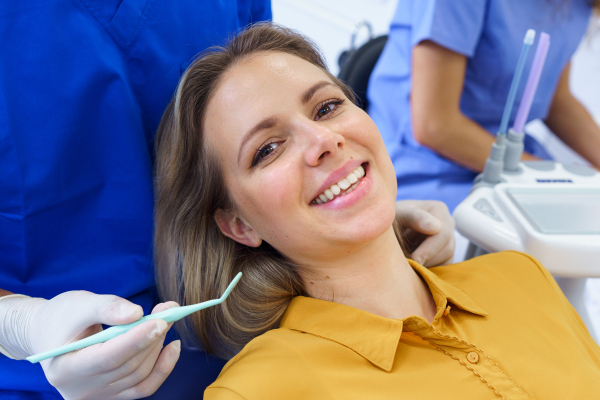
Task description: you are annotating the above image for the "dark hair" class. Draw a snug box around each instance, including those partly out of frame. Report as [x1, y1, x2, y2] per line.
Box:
[154, 23, 406, 358]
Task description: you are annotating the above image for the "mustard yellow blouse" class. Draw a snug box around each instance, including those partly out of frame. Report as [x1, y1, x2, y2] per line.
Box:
[205, 252, 600, 399]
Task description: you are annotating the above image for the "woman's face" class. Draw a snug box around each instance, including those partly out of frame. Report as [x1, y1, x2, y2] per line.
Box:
[204, 51, 398, 265]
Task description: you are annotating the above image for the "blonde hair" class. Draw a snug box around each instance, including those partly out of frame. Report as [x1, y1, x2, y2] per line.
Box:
[154, 23, 406, 358]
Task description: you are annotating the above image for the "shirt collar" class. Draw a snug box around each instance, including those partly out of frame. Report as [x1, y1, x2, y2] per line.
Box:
[279, 260, 487, 372]
[412, 260, 487, 318]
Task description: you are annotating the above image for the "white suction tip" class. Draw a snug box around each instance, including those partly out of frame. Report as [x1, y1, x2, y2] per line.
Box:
[524, 29, 536, 45]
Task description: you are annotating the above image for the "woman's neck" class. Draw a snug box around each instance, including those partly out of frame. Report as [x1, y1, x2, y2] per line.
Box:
[300, 226, 437, 322]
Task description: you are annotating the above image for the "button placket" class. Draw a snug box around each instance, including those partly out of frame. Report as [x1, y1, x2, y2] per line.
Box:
[421, 326, 532, 400]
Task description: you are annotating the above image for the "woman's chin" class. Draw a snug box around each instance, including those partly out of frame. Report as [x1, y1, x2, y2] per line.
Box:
[330, 205, 396, 244]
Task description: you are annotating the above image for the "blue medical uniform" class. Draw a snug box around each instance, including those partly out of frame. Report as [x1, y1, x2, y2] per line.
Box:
[368, 0, 592, 212]
[0, 1, 270, 398]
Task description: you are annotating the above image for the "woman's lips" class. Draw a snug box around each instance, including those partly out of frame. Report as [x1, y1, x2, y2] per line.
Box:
[311, 163, 371, 209]
[311, 163, 367, 205]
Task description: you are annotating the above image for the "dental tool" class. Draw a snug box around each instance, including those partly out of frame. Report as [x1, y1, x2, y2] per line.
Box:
[512, 32, 550, 136]
[482, 132, 506, 184]
[26, 272, 243, 364]
[482, 29, 535, 185]
[498, 29, 536, 137]
[503, 33, 551, 172]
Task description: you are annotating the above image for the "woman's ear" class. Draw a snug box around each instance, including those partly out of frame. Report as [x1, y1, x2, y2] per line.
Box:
[214, 209, 263, 247]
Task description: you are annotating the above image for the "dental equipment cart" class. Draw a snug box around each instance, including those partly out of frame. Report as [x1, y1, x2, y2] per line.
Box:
[454, 162, 600, 336]
[453, 30, 600, 339]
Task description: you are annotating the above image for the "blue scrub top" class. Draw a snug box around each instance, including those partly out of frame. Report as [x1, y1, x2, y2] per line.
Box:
[367, 0, 591, 212]
[0, 1, 271, 397]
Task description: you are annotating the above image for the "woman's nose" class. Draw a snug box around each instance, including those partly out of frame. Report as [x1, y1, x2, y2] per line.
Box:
[298, 121, 345, 166]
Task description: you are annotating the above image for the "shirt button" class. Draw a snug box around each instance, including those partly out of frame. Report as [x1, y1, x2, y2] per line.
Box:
[443, 306, 451, 316]
[467, 352, 479, 364]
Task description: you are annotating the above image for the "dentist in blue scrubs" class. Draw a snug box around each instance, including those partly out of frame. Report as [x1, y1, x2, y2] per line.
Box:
[0, 2, 456, 399]
[0, 1, 270, 399]
[368, 0, 600, 212]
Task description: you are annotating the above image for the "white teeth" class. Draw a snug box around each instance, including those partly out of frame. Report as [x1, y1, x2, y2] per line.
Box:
[345, 182, 359, 195]
[312, 164, 367, 205]
[338, 179, 351, 190]
[347, 172, 358, 184]
[357, 165, 365, 177]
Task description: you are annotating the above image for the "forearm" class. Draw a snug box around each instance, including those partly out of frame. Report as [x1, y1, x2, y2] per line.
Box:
[415, 113, 537, 172]
[0, 295, 40, 359]
[411, 41, 537, 172]
[0, 288, 29, 358]
[545, 92, 600, 168]
[0, 288, 26, 359]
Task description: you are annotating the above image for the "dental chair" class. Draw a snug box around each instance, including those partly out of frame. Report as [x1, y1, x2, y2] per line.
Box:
[337, 22, 387, 112]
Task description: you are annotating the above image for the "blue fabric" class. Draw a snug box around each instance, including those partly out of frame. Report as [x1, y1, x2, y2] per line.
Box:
[147, 344, 227, 400]
[368, 0, 591, 211]
[144, 327, 228, 399]
[0, 0, 270, 395]
[0, 390, 60, 400]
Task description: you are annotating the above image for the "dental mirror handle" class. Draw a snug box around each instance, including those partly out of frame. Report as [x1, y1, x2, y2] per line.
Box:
[26, 272, 242, 364]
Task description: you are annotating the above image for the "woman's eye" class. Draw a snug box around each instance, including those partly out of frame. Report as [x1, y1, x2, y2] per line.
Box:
[315, 99, 344, 120]
[317, 104, 335, 119]
[252, 141, 281, 167]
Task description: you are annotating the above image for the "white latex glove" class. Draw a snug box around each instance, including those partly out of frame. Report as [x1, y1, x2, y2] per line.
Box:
[396, 200, 455, 267]
[0, 292, 180, 399]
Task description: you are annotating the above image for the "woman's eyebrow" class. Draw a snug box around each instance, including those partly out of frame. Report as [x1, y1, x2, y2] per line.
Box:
[301, 81, 336, 105]
[237, 116, 279, 166]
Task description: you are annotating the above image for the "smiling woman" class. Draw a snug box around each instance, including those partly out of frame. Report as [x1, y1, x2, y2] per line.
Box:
[155, 23, 600, 400]
[155, 23, 410, 360]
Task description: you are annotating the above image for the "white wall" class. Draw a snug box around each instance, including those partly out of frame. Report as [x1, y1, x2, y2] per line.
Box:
[272, 0, 399, 76]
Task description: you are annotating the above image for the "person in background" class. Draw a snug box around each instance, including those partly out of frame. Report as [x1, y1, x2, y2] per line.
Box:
[0, 2, 455, 399]
[368, 0, 600, 212]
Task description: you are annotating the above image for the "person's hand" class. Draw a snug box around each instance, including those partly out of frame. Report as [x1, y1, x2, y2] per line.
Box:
[10, 292, 180, 399]
[396, 200, 455, 267]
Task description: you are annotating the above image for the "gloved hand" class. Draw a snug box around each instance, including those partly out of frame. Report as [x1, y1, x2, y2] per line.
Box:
[0, 292, 180, 399]
[395, 200, 455, 267]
